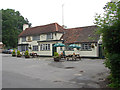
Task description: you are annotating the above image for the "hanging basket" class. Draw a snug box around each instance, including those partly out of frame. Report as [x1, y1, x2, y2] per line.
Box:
[29, 47, 32, 49]
[91, 44, 94, 48]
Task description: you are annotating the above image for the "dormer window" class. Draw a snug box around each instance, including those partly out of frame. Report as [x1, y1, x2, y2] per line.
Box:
[47, 33, 53, 39]
[33, 35, 40, 41]
[22, 37, 26, 42]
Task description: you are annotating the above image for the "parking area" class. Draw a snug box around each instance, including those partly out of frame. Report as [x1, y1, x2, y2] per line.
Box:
[2, 54, 109, 88]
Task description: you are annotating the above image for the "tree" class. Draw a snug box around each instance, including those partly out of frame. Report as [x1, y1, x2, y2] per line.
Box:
[0, 10, 2, 42]
[1, 9, 31, 48]
[94, 1, 120, 88]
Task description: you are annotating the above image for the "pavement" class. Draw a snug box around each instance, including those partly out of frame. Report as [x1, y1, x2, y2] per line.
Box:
[2, 54, 110, 88]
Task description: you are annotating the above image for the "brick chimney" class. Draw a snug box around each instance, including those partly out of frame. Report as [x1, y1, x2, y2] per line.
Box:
[55, 23, 58, 31]
[23, 24, 29, 31]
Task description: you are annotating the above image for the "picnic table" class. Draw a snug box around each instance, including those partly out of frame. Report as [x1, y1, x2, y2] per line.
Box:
[66, 54, 81, 61]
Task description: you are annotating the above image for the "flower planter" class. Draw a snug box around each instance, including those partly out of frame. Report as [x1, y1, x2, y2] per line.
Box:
[91, 45, 94, 48]
[54, 57, 60, 62]
[25, 55, 30, 58]
[12, 55, 16, 57]
[17, 55, 21, 57]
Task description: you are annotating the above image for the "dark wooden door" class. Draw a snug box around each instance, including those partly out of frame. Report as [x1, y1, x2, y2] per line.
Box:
[52, 44, 57, 56]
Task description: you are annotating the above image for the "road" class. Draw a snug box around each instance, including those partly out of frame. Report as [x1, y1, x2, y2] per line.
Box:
[2, 54, 109, 88]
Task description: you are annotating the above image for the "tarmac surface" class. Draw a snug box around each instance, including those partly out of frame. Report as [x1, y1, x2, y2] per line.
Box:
[2, 54, 110, 88]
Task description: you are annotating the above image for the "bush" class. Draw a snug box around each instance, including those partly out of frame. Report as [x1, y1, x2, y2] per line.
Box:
[94, 1, 120, 88]
[106, 53, 120, 88]
[25, 50, 30, 56]
[53, 52, 60, 61]
[54, 52, 59, 56]
[53, 52, 60, 58]
[17, 50, 22, 57]
[12, 50, 16, 56]
[17, 50, 20, 55]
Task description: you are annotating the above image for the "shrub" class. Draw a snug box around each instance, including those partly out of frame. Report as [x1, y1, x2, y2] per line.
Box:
[53, 52, 60, 58]
[12, 50, 16, 56]
[25, 50, 30, 56]
[106, 53, 120, 88]
[54, 52, 59, 56]
[17, 50, 20, 55]
[94, 1, 120, 88]
[17, 50, 22, 57]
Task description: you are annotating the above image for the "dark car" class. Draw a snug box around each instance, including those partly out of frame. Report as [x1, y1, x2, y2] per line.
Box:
[2, 49, 14, 54]
[2, 49, 9, 54]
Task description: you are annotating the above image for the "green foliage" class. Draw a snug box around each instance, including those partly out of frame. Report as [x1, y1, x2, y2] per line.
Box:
[17, 50, 20, 55]
[107, 74, 120, 88]
[25, 50, 30, 56]
[54, 52, 59, 56]
[0, 11, 2, 42]
[1, 9, 31, 48]
[95, 1, 120, 88]
[53, 52, 60, 58]
[12, 50, 16, 55]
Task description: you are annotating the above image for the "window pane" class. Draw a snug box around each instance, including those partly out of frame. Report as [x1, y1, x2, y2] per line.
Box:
[43, 44, 45, 50]
[33, 36, 40, 41]
[22, 37, 26, 42]
[82, 43, 91, 50]
[40, 44, 42, 51]
[40, 44, 50, 51]
[48, 44, 50, 50]
[33, 46, 38, 51]
[47, 33, 53, 39]
[21, 45, 28, 51]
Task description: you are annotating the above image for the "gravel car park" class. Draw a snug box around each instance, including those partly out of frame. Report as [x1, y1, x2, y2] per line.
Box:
[2, 54, 110, 88]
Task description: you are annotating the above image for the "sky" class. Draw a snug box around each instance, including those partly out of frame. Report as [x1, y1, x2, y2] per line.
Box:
[1, 0, 111, 28]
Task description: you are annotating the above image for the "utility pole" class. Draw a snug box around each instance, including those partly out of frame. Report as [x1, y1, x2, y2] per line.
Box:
[62, 4, 64, 26]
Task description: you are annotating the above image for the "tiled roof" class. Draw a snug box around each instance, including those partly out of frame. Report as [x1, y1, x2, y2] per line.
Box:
[18, 23, 64, 37]
[18, 23, 100, 43]
[61, 25, 99, 44]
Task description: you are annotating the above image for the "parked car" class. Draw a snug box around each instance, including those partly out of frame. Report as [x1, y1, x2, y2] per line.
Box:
[2, 49, 9, 54]
[2, 49, 17, 54]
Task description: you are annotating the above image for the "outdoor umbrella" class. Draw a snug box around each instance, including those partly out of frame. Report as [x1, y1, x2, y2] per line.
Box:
[69, 44, 80, 48]
[54, 43, 65, 56]
[69, 44, 81, 55]
[54, 43, 65, 47]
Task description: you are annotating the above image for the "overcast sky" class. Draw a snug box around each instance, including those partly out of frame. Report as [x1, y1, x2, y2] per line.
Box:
[1, 0, 110, 28]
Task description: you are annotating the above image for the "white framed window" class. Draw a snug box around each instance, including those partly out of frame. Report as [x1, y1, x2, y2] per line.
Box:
[47, 33, 53, 39]
[33, 35, 40, 41]
[22, 37, 26, 42]
[33, 46, 38, 51]
[21, 45, 28, 51]
[81, 43, 92, 51]
[40, 44, 50, 51]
